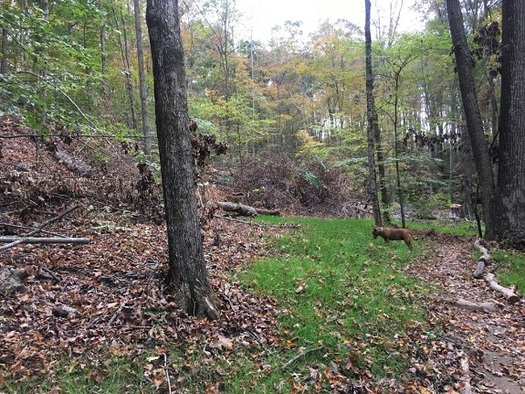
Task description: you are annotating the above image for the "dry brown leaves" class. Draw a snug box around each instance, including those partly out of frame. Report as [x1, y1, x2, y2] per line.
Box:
[403, 231, 525, 393]
[0, 116, 282, 386]
[0, 211, 283, 385]
[1, 116, 524, 392]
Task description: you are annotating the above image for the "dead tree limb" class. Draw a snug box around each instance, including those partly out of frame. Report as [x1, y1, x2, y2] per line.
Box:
[472, 239, 520, 303]
[30, 205, 80, 234]
[0, 236, 90, 245]
[0, 205, 83, 252]
[485, 273, 520, 304]
[216, 202, 257, 217]
[473, 238, 490, 278]
[216, 202, 280, 217]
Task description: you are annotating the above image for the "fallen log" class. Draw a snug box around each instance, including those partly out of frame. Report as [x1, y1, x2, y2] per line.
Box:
[473, 238, 490, 278]
[444, 297, 500, 313]
[216, 202, 257, 217]
[0, 237, 89, 256]
[485, 273, 520, 304]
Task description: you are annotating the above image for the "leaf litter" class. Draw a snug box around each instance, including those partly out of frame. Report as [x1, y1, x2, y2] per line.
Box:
[0, 116, 524, 392]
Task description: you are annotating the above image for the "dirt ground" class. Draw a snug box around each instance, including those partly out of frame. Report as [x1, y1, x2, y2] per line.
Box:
[406, 232, 525, 393]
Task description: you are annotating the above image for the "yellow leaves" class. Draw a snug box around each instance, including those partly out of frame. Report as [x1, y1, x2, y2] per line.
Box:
[296, 130, 326, 158]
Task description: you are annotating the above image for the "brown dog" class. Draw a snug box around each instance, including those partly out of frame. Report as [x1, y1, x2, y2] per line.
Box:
[372, 226, 413, 250]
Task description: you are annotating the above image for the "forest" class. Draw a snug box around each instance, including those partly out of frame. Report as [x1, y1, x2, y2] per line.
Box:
[1, 0, 519, 223]
[1, 0, 524, 392]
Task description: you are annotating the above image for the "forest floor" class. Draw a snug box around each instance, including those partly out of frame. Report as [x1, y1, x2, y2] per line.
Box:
[405, 232, 525, 393]
[0, 116, 524, 392]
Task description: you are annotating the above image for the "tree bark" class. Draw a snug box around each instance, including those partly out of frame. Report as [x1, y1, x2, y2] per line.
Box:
[446, 0, 501, 240]
[497, 0, 525, 249]
[473, 238, 490, 278]
[364, 0, 382, 227]
[146, 0, 220, 320]
[113, 6, 137, 130]
[133, 0, 152, 159]
[485, 273, 520, 304]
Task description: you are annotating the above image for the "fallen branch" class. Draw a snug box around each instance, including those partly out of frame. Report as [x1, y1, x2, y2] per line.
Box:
[163, 353, 172, 394]
[0, 236, 90, 245]
[216, 201, 257, 217]
[444, 297, 500, 313]
[281, 347, 323, 370]
[108, 303, 125, 327]
[473, 238, 490, 278]
[485, 273, 520, 304]
[0, 205, 83, 252]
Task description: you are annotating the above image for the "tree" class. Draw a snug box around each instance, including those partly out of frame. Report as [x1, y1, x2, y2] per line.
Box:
[133, 0, 152, 159]
[146, 0, 220, 319]
[365, 0, 382, 226]
[113, 5, 137, 130]
[446, 0, 501, 240]
[497, 0, 525, 249]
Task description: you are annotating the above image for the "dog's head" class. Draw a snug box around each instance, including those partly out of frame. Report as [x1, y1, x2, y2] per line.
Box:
[372, 226, 382, 239]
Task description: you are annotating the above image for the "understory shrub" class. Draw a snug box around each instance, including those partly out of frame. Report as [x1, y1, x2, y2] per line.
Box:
[228, 151, 355, 215]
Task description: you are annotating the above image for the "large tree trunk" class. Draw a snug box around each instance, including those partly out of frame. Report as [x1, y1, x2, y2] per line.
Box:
[446, 0, 501, 240]
[364, 0, 382, 227]
[497, 0, 525, 249]
[146, 0, 220, 320]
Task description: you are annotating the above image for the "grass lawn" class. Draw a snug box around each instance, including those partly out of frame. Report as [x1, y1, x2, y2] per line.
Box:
[235, 217, 429, 384]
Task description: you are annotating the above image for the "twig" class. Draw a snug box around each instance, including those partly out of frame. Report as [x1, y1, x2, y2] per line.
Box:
[281, 347, 323, 370]
[44, 268, 60, 282]
[163, 353, 172, 394]
[28, 205, 81, 235]
[107, 303, 125, 327]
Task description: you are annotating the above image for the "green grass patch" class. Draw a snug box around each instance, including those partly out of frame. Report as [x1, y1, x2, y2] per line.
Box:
[239, 216, 428, 377]
[409, 218, 480, 237]
[2, 355, 148, 394]
[492, 249, 525, 294]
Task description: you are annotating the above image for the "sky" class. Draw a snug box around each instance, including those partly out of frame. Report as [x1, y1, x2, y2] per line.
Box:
[235, 0, 426, 43]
